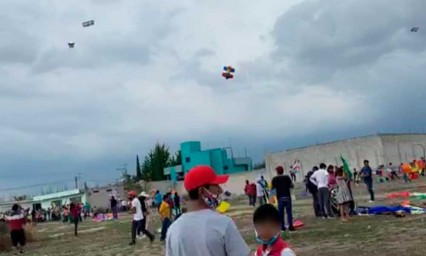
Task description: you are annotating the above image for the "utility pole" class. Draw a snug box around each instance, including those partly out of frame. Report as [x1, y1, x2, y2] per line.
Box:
[74, 176, 78, 189]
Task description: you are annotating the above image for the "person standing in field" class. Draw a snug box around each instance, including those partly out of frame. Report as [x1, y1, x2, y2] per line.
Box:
[128, 191, 147, 246]
[174, 192, 181, 216]
[310, 163, 332, 218]
[6, 204, 27, 254]
[327, 165, 337, 190]
[159, 194, 172, 243]
[259, 176, 270, 202]
[110, 196, 118, 219]
[290, 167, 297, 182]
[154, 190, 163, 212]
[256, 177, 265, 206]
[138, 191, 155, 242]
[271, 166, 295, 232]
[63, 206, 69, 224]
[360, 160, 375, 202]
[165, 165, 250, 256]
[244, 180, 256, 207]
[70, 202, 81, 236]
[335, 168, 352, 221]
[306, 166, 321, 217]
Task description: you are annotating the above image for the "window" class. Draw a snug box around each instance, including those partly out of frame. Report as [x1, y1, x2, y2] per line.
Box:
[185, 157, 191, 163]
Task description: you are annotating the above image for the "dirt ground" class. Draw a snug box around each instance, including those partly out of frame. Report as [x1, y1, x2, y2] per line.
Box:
[2, 179, 426, 255]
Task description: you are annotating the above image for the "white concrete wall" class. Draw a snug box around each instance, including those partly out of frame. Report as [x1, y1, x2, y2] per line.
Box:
[265, 135, 384, 182]
[381, 134, 426, 164]
[149, 169, 271, 196]
[265, 134, 426, 182]
[87, 185, 125, 209]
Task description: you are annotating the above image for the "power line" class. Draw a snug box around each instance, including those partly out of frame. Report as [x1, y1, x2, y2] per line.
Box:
[0, 179, 71, 192]
[1, 170, 81, 179]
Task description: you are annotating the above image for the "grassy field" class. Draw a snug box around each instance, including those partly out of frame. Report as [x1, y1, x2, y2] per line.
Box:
[2, 179, 426, 255]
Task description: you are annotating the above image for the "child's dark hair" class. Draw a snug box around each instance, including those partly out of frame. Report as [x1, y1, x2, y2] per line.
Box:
[336, 167, 344, 177]
[253, 204, 280, 224]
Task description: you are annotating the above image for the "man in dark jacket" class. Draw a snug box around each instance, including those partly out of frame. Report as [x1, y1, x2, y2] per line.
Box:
[360, 160, 375, 202]
[306, 166, 321, 217]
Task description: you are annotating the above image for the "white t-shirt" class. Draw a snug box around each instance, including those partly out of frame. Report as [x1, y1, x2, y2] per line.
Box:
[166, 209, 250, 256]
[256, 182, 264, 197]
[309, 169, 329, 189]
[131, 198, 144, 221]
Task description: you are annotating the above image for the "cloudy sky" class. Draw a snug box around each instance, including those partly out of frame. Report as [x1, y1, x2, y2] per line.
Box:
[1, 0, 425, 196]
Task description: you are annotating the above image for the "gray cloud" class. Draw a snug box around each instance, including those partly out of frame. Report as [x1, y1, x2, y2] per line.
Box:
[1, 0, 425, 193]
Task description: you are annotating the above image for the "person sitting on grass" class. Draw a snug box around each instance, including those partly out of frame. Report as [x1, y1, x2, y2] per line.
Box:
[6, 204, 27, 255]
[254, 204, 296, 256]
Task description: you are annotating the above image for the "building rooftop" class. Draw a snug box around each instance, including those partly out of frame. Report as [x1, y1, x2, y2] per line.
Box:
[33, 189, 82, 201]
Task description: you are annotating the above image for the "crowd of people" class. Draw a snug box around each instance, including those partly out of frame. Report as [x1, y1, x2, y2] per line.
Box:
[3, 158, 425, 255]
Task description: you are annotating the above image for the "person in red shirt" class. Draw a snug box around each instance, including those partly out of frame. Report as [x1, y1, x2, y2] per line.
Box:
[6, 204, 27, 254]
[254, 204, 296, 256]
[244, 180, 256, 207]
[70, 202, 81, 236]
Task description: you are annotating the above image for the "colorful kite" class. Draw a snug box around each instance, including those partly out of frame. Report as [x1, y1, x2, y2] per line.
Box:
[222, 66, 235, 80]
[411, 27, 419, 32]
[83, 20, 95, 27]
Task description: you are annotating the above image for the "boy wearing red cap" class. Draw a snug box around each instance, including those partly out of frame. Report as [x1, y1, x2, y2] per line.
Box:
[165, 165, 250, 256]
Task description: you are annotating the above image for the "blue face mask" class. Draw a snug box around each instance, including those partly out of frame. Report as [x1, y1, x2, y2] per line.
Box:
[255, 231, 280, 246]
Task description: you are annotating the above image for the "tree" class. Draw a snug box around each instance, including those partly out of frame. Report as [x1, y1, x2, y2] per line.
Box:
[253, 161, 266, 170]
[141, 142, 170, 181]
[136, 155, 143, 181]
[84, 182, 89, 191]
[168, 150, 182, 167]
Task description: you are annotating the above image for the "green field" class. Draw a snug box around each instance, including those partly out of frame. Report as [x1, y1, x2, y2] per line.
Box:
[2, 180, 426, 255]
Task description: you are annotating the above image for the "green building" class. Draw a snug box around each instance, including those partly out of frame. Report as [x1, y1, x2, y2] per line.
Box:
[164, 141, 253, 180]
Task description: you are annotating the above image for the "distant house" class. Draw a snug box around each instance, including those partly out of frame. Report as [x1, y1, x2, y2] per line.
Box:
[0, 189, 86, 212]
[32, 189, 86, 210]
[164, 141, 253, 180]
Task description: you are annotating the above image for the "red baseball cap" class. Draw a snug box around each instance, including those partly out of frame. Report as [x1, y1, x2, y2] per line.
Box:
[127, 191, 137, 198]
[184, 165, 229, 191]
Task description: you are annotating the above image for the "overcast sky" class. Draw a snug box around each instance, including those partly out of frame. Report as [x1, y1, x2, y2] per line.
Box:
[1, 0, 425, 195]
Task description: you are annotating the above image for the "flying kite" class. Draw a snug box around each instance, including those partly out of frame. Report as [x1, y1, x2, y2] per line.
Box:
[82, 20, 95, 27]
[68, 42, 75, 48]
[411, 27, 419, 32]
[222, 66, 235, 80]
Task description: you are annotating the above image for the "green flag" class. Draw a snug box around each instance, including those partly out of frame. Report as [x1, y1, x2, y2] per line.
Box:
[340, 155, 353, 179]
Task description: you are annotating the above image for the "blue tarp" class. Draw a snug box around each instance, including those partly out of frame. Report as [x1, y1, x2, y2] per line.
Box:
[357, 206, 412, 215]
